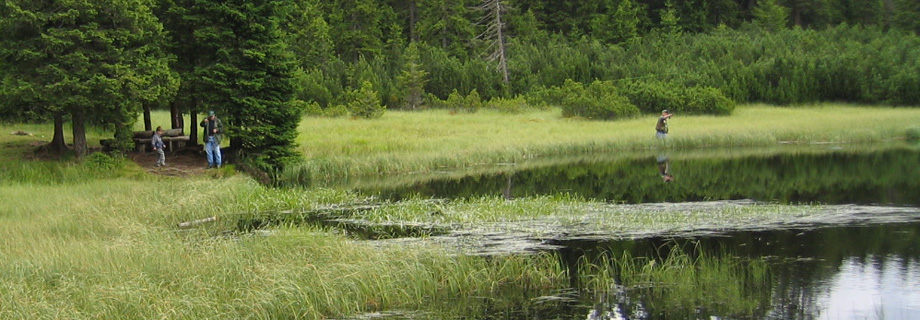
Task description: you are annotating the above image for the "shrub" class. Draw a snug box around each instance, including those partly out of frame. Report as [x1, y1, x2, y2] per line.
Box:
[295, 100, 323, 117]
[324, 104, 349, 118]
[618, 80, 684, 114]
[681, 86, 736, 115]
[485, 96, 532, 113]
[83, 152, 125, 173]
[560, 80, 639, 120]
[907, 127, 920, 142]
[346, 81, 385, 119]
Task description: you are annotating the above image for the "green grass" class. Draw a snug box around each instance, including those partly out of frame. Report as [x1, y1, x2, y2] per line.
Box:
[1, 103, 917, 318]
[285, 104, 920, 185]
[0, 177, 566, 319]
[577, 244, 771, 318]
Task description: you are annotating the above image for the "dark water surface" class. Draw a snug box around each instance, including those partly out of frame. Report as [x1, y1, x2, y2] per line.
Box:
[357, 143, 920, 206]
[334, 143, 920, 319]
[549, 222, 920, 320]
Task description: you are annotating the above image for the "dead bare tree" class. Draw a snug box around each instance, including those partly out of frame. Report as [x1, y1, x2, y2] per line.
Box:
[476, 0, 510, 84]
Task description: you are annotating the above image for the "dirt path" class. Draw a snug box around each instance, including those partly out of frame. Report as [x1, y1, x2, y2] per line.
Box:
[130, 149, 210, 177]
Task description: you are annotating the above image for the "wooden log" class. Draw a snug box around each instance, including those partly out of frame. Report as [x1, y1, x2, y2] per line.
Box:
[178, 216, 218, 228]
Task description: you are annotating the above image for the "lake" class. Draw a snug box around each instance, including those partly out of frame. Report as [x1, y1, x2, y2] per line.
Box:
[323, 143, 920, 319]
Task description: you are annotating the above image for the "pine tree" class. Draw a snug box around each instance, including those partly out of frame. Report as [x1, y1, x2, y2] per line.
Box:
[0, 0, 174, 158]
[191, 0, 302, 170]
[753, 0, 790, 32]
[590, 0, 642, 43]
[397, 43, 430, 110]
[417, 0, 477, 58]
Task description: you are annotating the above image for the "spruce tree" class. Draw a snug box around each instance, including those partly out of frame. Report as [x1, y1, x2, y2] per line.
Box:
[191, 0, 302, 170]
[0, 0, 174, 158]
[397, 43, 430, 110]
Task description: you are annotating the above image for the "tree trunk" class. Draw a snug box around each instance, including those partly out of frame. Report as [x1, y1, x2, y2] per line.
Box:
[48, 112, 68, 153]
[170, 100, 182, 130]
[189, 100, 199, 146]
[143, 103, 152, 131]
[72, 109, 87, 159]
[190, 111, 199, 147]
[493, 0, 510, 84]
[408, 0, 418, 42]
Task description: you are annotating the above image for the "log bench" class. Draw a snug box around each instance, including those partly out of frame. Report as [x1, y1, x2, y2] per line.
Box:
[133, 129, 190, 153]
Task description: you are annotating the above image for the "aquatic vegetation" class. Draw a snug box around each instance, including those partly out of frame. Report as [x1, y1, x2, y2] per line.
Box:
[576, 244, 772, 318]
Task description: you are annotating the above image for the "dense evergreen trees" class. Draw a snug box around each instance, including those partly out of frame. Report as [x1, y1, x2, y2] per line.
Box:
[3, 0, 920, 168]
[0, 0, 174, 158]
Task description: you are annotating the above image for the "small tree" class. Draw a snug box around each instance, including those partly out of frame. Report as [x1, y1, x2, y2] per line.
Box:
[348, 81, 386, 119]
[396, 42, 430, 110]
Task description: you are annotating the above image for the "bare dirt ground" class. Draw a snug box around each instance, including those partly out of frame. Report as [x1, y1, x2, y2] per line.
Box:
[130, 148, 210, 177]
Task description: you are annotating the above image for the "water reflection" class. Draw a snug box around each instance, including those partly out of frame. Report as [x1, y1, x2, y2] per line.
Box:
[360, 144, 920, 206]
[557, 222, 920, 319]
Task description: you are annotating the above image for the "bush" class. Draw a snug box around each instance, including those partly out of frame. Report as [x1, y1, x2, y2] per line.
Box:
[324, 104, 349, 118]
[618, 80, 684, 114]
[346, 81, 385, 119]
[681, 86, 736, 115]
[433, 89, 483, 113]
[907, 127, 920, 142]
[485, 96, 533, 113]
[560, 80, 639, 120]
[295, 100, 323, 117]
[83, 152, 125, 173]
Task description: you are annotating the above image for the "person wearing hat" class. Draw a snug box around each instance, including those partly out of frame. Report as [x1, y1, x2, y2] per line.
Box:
[200, 110, 224, 168]
[655, 109, 673, 139]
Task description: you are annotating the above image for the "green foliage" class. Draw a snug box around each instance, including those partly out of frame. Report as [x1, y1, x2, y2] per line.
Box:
[187, 0, 303, 170]
[1, 0, 175, 157]
[396, 42, 430, 110]
[347, 81, 386, 119]
[907, 127, 920, 142]
[484, 96, 534, 113]
[83, 152, 126, 172]
[590, 0, 642, 43]
[752, 0, 790, 32]
[681, 86, 736, 115]
[618, 80, 684, 114]
[560, 80, 639, 120]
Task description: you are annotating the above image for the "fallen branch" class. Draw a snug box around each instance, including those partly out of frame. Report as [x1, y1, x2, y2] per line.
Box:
[178, 216, 218, 228]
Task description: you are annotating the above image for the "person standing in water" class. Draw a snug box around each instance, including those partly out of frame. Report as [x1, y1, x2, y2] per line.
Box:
[656, 109, 673, 139]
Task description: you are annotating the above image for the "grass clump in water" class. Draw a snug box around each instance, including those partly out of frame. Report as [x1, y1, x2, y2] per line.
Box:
[577, 244, 771, 318]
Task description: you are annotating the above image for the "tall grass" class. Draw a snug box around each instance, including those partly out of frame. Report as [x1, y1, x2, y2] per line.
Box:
[0, 176, 567, 319]
[282, 104, 920, 186]
[576, 244, 771, 317]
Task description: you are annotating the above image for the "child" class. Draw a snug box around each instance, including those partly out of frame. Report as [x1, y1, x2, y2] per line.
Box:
[152, 126, 166, 167]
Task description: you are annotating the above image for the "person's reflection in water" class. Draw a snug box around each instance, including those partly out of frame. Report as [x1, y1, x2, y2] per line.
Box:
[657, 154, 674, 182]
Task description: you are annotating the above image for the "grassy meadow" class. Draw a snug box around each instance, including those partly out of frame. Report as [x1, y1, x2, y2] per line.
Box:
[1, 103, 920, 318]
[286, 104, 920, 184]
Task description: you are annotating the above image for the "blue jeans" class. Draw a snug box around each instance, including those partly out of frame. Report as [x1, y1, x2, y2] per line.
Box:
[205, 136, 222, 167]
[656, 131, 668, 139]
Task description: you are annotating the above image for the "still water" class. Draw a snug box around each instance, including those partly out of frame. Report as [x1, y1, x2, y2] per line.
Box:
[550, 222, 920, 320]
[357, 144, 920, 206]
[335, 143, 920, 319]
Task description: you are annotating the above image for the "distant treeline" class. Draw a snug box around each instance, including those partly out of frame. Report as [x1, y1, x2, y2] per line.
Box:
[286, 0, 920, 113]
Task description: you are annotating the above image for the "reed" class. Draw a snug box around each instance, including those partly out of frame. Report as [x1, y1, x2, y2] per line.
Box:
[0, 177, 567, 319]
[282, 104, 920, 186]
[576, 244, 771, 317]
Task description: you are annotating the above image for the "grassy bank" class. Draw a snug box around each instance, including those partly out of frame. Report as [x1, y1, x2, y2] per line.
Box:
[0, 177, 565, 319]
[285, 104, 920, 185]
[1, 104, 917, 318]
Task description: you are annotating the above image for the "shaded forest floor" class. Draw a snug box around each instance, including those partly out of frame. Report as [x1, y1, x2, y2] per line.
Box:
[130, 148, 210, 177]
